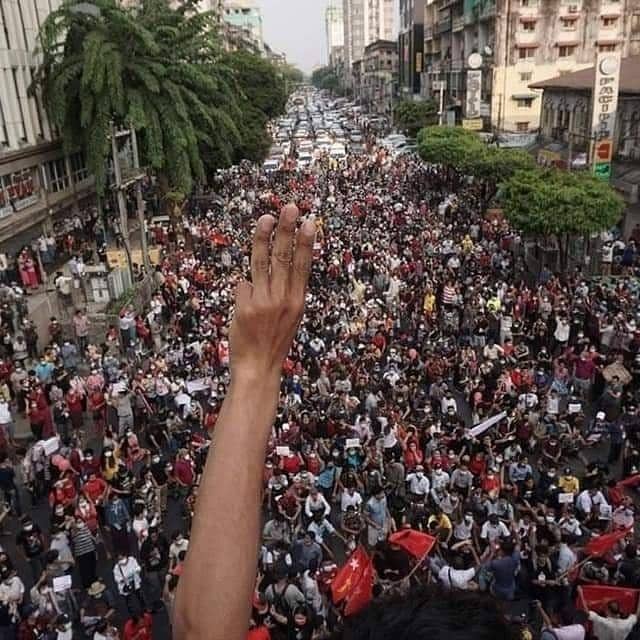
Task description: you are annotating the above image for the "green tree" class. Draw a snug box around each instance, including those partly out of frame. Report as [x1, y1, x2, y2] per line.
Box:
[311, 66, 342, 94]
[501, 168, 624, 269]
[33, 0, 241, 195]
[393, 100, 438, 137]
[417, 126, 484, 171]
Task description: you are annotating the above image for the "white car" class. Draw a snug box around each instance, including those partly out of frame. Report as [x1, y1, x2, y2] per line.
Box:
[329, 143, 346, 160]
[262, 159, 279, 173]
[297, 152, 313, 169]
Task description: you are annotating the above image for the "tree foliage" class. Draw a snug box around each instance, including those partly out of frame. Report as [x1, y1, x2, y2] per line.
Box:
[311, 66, 343, 94]
[417, 126, 534, 182]
[393, 101, 438, 137]
[501, 168, 624, 239]
[32, 0, 289, 194]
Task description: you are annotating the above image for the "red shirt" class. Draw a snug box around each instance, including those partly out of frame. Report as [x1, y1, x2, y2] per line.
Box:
[247, 627, 270, 640]
[174, 459, 194, 486]
[83, 476, 107, 504]
[123, 613, 153, 640]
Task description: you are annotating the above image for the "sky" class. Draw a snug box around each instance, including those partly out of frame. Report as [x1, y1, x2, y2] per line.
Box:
[258, 0, 330, 73]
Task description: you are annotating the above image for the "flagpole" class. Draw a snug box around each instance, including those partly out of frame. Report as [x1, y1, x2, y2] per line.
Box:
[402, 546, 433, 583]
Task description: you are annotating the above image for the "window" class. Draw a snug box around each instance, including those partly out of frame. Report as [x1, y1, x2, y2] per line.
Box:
[602, 17, 618, 27]
[518, 47, 536, 59]
[560, 17, 577, 29]
[16, 1, 28, 49]
[632, 14, 640, 34]
[515, 98, 534, 108]
[521, 21, 536, 32]
[0, 97, 8, 146]
[516, 122, 530, 132]
[43, 159, 69, 193]
[599, 43, 617, 52]
[558, 45, 576, 57]
[29, 68, 44, 139]
[521, 0, 536, 6]
[0, 1, 11, 49]
[520, 71, 533, 81]
[70, 152, 89, 183]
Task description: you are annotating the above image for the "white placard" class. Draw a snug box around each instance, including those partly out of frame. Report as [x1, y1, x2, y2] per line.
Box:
[42, 436, 60, 457]
[568, 403, 581, 414]
[186, 378, 209, 394]
[53, 575, 72, 592]
[345, 438, 361, 449]
[469, 411, 508, 438]
[558, 493, 574, 504]
[276, 446, 290, 457]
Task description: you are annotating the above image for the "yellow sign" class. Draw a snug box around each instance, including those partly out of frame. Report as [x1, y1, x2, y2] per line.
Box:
[106, 249, 160, 270]
[462, 118, 483, 131]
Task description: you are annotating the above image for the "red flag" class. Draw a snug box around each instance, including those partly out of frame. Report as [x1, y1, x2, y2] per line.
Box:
[388, 529, 436, 558]
[331, 546, 373, 616]
[619, 473, 640, 488]
[584, 528, 631, 557]
[578, 585, 640, 616]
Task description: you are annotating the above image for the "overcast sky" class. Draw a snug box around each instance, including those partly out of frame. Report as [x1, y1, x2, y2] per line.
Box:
[258, 0, 330, 73]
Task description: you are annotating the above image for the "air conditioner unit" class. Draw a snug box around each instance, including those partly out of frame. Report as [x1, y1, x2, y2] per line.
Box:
[568, 5, 579, 12]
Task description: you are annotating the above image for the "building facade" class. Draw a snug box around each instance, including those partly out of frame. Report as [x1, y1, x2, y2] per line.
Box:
[399, 0, 425, 96]
[0, 0, 93, 249]
[222, 0, 264, 51]
[361, 40, 398, 115]
[343, 0, 395, 86]
[422, 0, 640, 133]
[326, 0, 345, 66]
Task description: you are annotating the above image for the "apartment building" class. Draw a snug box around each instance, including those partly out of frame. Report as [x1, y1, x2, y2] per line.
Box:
[222, 0, 264, 51]
[343, 0, 395, 86]
[399, 0, 426, 96]
[422, 0, 640, 134]
[0, 0, 93, 249]
[360, 40, 398, 114]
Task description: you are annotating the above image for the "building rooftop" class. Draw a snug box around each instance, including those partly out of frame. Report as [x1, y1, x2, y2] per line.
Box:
[530, 55, 640, 94]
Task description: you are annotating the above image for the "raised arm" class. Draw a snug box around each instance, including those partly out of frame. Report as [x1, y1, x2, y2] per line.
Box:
[174, 205, 315, 640]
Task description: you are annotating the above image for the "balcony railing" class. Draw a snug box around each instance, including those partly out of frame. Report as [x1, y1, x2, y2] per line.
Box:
[480, 0, 496, 20]
[452, 16, 464, 31]
[425, 25, 433, 39]
[437, 17, 452, 34]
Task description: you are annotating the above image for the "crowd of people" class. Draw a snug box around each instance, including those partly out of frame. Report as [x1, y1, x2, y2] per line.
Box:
[0, 136, 637, 640]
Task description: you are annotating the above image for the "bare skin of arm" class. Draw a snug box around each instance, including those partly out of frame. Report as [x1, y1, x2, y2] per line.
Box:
[173, 205, 315, 640]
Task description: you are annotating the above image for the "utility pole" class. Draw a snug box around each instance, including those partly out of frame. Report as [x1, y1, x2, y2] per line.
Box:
[130, 127, 150, 273]
[110, 125, 133, 286]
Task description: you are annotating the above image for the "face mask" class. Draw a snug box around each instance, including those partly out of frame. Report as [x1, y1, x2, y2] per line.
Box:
[465, 516, 473, 524]
[416, 472, 423, 478]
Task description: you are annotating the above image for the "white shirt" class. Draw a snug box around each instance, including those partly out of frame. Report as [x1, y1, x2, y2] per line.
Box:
[544, 624, 585, 640]
[480, 520, 510, 542]
[438, 565, 476, 590]
[406, 473, 430, 495]
[588, 611, 637, 640]
[113, 557, 142, 595]
[341, 491, 363, 512]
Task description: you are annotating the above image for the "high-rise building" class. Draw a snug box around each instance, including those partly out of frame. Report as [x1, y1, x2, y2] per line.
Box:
[222, 0, 264, 51]
[0, 0, 93, 248]
[398, 0, 425, 96]
[326, 0, 345, 67]
[343, 0, 396, 86]
[422, 0, 640, 134]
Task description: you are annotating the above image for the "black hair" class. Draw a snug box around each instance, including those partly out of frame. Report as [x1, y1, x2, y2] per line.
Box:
[335, 586, 514, 640]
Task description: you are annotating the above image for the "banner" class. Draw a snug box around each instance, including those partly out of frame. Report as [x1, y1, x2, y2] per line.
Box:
[466, 70, 482, 119]
[591, 52, 621, 180]
[469, 411, 508, 438]
[578, 585, 639, 616]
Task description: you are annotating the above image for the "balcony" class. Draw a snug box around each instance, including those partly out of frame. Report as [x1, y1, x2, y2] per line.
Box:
[437, 16, 452, 34]
[452, 15, 465, 31]
[450, 58, 464, 71]
[425, 25, 433, 39]
[599, 0, 621, 14]
[479, 0, 496, 20]
[464, 10, 476, 26]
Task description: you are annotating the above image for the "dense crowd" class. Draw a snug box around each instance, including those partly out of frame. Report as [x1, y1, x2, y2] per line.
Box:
[0, 143, 637, 640]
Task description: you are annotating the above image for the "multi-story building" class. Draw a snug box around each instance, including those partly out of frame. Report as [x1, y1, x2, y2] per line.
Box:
[343, 0, 395, 87]
[399, 0, 425, 96]
[361, 40, 398, 114]
[422, 0, 640, 134]
[326, 0, 345, 67]
[222, 0, 263, 51]
[0, 0, 93, 249]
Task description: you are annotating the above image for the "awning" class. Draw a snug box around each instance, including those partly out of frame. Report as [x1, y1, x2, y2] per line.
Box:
[600, 13, 621, 19]
[515, 42, 539, 48]
[560, 14, 578, 20]
[512, 93, 538, 100]
[555, 41, 578, 46]
[596, 38, 622, 45]
[519, 16, 537, 22]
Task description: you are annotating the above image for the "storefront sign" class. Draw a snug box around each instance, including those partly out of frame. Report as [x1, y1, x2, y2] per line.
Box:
[0, 168, 39, 213]
[465, 69, 482, 119]
[462, 118, 483, 130]
[591, 52, 621, 181]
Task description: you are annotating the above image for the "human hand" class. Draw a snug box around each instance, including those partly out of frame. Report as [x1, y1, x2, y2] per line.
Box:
[230, 204, 315, 384]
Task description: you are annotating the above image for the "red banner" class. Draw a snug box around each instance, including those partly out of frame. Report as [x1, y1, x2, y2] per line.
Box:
[388, 529, 436, 559]
[578, 585, 640, 616]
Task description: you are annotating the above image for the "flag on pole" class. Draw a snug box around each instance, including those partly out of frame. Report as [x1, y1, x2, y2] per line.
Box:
[388, 529, 436, 558]
[331, 546, 374, 616]
[584, 528, 631, 557]
[578, 585, 640, 616]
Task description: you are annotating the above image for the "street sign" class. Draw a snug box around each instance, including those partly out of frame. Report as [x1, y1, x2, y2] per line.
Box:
[594, 162, 612, 180]
[465, 70, 482, 119]
[462, 118, 483, 130]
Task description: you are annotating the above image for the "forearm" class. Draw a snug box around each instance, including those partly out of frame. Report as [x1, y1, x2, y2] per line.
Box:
[175, 374, 280, 640]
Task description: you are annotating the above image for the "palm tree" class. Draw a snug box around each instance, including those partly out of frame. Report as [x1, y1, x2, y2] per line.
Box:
[33, 0, 240, 195]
